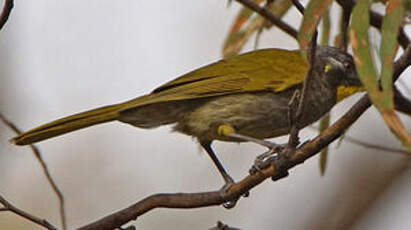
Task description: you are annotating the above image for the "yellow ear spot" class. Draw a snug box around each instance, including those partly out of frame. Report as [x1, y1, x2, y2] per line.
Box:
[217, 124, 235, 136]
[324, 63, 332, 74]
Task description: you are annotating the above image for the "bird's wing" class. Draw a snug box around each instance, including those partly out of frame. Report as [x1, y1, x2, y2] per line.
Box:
[120, 48, 308, 110]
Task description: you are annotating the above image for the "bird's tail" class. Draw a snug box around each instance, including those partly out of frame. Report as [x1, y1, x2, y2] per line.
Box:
[11, 103, 124, 145]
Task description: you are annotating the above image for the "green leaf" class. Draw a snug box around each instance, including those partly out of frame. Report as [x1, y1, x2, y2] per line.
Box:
[351, 0, 411, 150]
[380, 0, 404, 110]
[318, 8, 331, 176]
[222, 0, 292, 58]
[298, 0, 333, 49]
[319, 114, 330, 175]
[350, 0, 380, 99]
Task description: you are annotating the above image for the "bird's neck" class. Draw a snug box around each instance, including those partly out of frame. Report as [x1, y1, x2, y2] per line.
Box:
[297, 76, 337, 128]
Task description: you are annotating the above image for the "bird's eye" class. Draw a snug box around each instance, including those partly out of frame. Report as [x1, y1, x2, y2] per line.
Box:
[343, 61, 351, 70]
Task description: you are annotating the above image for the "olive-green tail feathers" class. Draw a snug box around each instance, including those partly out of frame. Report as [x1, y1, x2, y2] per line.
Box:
[11, 104, 125, 145]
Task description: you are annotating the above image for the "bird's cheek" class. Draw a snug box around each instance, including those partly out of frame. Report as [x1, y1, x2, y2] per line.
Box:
[324, 71, 342, 87]
[345, 74, 362, 86]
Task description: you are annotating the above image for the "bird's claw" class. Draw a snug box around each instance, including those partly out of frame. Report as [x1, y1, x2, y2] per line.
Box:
[219, 180, 237, 209]
[219, 179, 249, 209]
[249, 144, 285, 174]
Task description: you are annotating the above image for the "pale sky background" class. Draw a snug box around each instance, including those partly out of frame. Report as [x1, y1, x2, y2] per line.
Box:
[0, 1, 410, 230]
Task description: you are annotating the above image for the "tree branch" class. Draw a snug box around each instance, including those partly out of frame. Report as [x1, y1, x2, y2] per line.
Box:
[394, 87, 411, 116]
[309, 125, 410, 156]
[78, 98, 371, 230]
[369, 10, 410, 49]
[344, 135, 411, 155]
[291, 0, 305, 15]
[0, 0, 13, 31]
[0, 114, 67, 230]
[0, 194, 57, 230]
[338, 2, 352, 50]
[77, 41, 411, 230]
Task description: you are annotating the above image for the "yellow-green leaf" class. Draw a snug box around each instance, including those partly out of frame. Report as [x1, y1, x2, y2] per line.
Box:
[351, 0, 411, 150]
[350, 0, 380, 99]
[318, 7, 331, 176]
[319, 114, 330, 175]
[222, 0, 292, 58]
[298, 0, 333, 50]
[380, 0, 404, 110]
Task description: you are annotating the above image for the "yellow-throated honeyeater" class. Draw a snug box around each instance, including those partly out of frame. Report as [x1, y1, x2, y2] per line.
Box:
[12, 46, 363, 186]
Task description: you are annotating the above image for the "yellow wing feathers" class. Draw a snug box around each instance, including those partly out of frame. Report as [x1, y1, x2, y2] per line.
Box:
[152, 48, 307, 95]
[117, 48, 309, 112]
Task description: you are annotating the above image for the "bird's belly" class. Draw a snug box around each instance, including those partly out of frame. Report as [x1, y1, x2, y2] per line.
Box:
[174, 90, 335, 142]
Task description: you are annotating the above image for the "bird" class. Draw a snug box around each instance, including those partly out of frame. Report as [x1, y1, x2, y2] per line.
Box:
[12, 46, 363, 188]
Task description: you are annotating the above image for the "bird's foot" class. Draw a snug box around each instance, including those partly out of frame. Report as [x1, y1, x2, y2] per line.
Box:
[249, 144, 286, 175]
[219, 178, 237, 209]
[219, 177, 249, 209]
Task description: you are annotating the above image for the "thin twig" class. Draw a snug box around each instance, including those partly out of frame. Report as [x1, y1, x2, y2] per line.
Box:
[394, 44, 411, 78]
[309, 126, 410, 156]
[394, 86, 411, 116]
[287, 41, 318, 148]
[254, 26, 264, 49]
[370, 10, 409, 49]
[0, 0, 13, 31]
[287, 1, 318, 149]
[0, 114, 67, 230]
[338, 2, 352, 50]
[344, 136, 410, 155]
[235, 0, 298, 38]
[291, 0, 305, 15]
[0, 194, 57, 230]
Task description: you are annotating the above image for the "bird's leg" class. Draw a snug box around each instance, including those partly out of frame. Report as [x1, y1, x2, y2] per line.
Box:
[217, 124, 284, 172]
[200, 141, 234, 186]
[200, 141, 239, 209]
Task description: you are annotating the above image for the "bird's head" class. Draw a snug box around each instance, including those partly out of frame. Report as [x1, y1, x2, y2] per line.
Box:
[314, 46, 362, 89]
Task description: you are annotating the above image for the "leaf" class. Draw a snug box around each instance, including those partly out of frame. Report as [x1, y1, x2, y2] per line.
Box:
[350, 0, 380, 96]
[318, 7, 331, 176]
[224, 0, 263, 48]
[406, 1, 411, 15]
[298, 0, 333, 50]
[379, 0, 411, 149]
[319, 113, 330, 175]
[380, 110, 411, 150]
[222, 0, 292, 58]
[350, 0, 411, 150]
[320, 6, 331, 46]
[380, 0, 404, 110]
